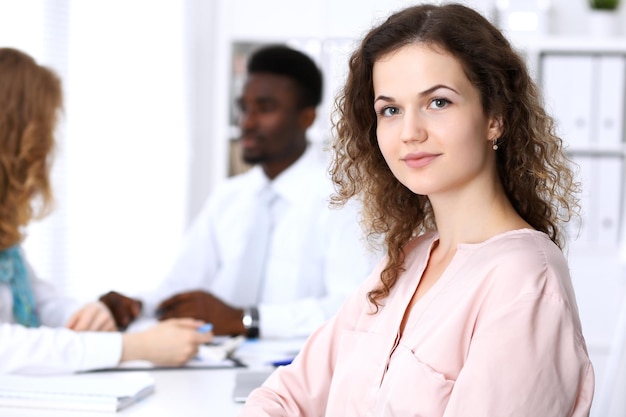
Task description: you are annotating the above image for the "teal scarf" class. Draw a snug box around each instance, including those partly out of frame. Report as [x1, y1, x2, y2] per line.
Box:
[0, 246, 39, 327]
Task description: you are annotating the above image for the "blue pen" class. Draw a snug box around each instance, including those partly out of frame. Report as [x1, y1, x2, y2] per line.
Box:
[197, 323, 213, 333]
[191, 323, 214, 362]
[271, 357, 295, 367]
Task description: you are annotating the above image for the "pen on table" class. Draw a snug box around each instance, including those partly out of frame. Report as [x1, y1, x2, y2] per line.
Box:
[270, 357, 295, 367]
[197, 323, 213, 333]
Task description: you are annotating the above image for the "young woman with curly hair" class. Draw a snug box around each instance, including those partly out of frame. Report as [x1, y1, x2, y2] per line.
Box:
[240, 4, 593, 416]
[0, 48, 213, 374]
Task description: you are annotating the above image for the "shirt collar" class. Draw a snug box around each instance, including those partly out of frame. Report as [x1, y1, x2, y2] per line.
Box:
[266, 145, 324, 204]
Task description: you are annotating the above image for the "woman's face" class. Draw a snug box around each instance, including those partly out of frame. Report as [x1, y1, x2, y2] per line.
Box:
[373, 43, 501, 198]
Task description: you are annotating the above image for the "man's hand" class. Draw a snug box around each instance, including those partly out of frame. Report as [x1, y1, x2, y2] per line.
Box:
[121, 318, 214, 366]
[65, 301, 117, 332]
[99, 291, 143, 330]
[156, 290, 245, 336]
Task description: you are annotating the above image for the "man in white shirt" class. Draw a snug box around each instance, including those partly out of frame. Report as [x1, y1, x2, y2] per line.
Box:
[100, 45, 377, 339]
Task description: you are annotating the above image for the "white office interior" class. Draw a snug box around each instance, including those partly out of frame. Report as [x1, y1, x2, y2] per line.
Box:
[0, 0, 625, 415]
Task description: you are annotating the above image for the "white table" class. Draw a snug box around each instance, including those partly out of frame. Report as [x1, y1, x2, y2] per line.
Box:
[119, 368, 245, 416]
[0, 368, 245, 417]
[0, 337, 307, 417]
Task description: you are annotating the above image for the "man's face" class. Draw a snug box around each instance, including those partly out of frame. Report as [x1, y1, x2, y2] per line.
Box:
[236, 73, 307, 166]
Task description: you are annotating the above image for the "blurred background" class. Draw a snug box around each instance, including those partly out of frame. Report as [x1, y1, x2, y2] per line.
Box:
[1, 0, 625, 414]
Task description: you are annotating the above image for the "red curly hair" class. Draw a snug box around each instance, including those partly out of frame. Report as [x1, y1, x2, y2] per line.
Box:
[0, 48, 62, 250]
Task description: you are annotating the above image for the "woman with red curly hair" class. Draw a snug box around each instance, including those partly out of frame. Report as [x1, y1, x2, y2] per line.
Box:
[0, 48, 213, 374]
[240, 4, 593, 416]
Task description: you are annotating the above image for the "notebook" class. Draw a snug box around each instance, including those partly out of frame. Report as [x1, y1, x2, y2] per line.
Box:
[0, 372, 154, 412]
[232, 369, 274, 403]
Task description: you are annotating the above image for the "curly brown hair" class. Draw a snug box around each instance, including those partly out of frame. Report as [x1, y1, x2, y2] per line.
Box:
[0, 48, 62, 251]
[330, 3, 579, 309]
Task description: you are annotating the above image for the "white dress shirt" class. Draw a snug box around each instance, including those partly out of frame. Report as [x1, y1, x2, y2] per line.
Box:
[142, 146, 379, 339]
[0, 251, 122, 375]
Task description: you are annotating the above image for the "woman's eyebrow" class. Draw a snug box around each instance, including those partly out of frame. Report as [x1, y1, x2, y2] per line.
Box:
[374, 95, 394, 104]
[374, 84, 460, 104]
[418, 84, 459, 97]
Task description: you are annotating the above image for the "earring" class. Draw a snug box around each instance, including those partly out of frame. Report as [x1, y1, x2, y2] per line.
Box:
[492, 138, 499, 151]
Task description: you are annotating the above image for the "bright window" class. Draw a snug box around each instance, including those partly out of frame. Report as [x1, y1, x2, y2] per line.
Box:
[1, 0, 191, 301]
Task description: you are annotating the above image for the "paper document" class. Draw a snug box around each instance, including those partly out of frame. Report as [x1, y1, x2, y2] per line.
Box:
[0, 372, 154, 412]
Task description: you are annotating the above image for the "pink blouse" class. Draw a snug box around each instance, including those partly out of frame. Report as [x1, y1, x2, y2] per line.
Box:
[240, 229, 594, 416]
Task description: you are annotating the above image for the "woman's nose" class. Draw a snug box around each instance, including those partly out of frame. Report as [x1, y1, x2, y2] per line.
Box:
[400, 110, 427, 143]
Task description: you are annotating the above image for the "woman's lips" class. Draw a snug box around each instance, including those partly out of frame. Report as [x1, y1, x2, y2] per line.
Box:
[402, 152, 440, 168]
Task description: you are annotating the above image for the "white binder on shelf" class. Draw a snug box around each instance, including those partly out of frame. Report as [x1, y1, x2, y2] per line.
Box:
[542, 54, 594, 150]
[570, 156, 623, 248]
[596, 157, 623, 245]
[595, 55, 626, 149]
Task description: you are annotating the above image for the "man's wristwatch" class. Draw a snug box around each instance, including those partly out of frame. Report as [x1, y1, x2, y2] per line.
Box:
[242, 306, 260, 338]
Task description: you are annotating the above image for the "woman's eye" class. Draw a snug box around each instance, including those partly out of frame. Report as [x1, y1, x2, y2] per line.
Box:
[378, 106, 400, 117]
[429, 98, 450, 109]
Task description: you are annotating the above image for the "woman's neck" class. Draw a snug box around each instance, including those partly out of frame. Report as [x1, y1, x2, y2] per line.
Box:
[429, 184, 531, 253]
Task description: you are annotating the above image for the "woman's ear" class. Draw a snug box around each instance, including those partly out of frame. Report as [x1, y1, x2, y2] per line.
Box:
[487, 114, 503, 142]
[298, 107, 316, 130]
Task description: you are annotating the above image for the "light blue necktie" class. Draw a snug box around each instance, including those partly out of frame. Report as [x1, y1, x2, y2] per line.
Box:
[0, 246, 40, 327]
[237, 185, 278, 305]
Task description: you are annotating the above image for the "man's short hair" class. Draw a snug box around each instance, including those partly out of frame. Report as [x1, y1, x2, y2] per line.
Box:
[247, 45, 323, 108]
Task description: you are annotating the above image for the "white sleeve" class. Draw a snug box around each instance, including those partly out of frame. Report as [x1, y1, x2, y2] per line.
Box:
[23, 253, 82, 328]
[259, 200, 380, 339]
[319, 200, 380, 309]
[140, 195, 220, 316]
[29, 271, 81, 328]
[0, 323, 122, 375]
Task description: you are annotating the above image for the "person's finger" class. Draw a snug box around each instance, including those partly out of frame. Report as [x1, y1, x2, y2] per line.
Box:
[157, 295, 180, 310]
[119, 305, 135, 325]
[196, 331, 214, 344]
[101, 319, 117, 332]
[130, 301, 142, 318]
[115, 312, 130, 330]
[69, 309, 96, 331]
[169, 317, 205, 329]
[92, 311, 117, 331]
[65, 312, 80, 330]
[158, 298, 197, 320]
[99, 291, 124, 311]
[156, 293, 187, 311]
[158, 308, 176, 320]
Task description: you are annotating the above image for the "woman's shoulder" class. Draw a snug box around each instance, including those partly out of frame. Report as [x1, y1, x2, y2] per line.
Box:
[461, 229, 574, 305]
[460, 229, 563, 263]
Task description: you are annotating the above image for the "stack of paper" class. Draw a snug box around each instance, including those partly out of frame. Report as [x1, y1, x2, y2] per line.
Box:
[0, 372, 154, 412]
